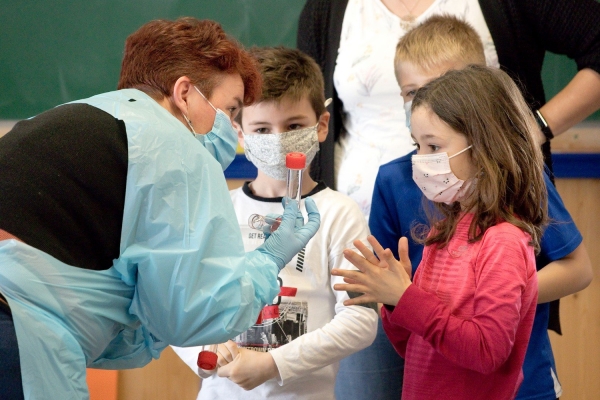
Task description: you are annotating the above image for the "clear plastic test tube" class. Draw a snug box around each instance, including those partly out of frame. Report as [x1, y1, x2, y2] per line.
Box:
[197, 344, 218, 370]
[285, 152, 307, 209]
[248, 152, 307, 233]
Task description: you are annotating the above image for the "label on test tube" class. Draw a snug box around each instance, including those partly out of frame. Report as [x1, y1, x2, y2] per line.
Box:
[248, 214, 282, 233]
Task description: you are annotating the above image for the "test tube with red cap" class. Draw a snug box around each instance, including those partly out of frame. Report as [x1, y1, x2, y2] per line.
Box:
[197, 344, 218, 371]
[285, 152, 306, 208]
[248, 152, 306, 233]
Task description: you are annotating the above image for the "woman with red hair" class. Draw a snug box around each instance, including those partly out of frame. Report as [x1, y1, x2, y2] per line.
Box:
[0, 17, 319, 399]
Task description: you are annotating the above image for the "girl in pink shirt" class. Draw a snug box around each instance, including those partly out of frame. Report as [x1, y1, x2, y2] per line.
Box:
[333, 65, 548, 400]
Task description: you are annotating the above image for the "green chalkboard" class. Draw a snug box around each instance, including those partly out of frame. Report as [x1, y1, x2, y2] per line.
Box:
[0, 0, 305, 119]
[1, 1, 599, 121]
[542, 52, 600, 121]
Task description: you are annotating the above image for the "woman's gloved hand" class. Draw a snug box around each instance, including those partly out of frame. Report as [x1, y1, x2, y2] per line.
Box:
[256, 197, 320, 270]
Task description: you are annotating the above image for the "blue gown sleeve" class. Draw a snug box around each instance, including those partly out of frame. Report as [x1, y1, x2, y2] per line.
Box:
[88, 325, 161, 369]
[112, 119, 280, 354]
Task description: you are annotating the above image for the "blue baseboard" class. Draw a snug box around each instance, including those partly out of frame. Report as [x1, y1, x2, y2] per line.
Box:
[552, 153, 600, 179]
[225, 153, 600, 180]
[224, 154, 257, 180]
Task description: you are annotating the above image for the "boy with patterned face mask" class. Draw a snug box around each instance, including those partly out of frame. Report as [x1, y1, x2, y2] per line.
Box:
[172, 46, 378, 400]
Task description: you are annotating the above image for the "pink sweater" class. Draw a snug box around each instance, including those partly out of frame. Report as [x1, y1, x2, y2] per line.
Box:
[381, 214, 538, 400]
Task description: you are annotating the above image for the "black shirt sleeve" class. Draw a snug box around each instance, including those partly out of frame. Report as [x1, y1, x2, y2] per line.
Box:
[0, 103, 128, 270]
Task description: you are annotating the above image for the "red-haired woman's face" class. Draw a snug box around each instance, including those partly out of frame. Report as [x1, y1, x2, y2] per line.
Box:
[188, 73, 244, 134]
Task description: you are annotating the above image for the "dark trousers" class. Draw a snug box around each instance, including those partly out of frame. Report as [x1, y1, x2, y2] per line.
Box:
[0, 299, 25, 400]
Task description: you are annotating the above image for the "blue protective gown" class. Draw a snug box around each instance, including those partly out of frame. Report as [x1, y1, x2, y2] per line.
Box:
[0, 89, 280, 399]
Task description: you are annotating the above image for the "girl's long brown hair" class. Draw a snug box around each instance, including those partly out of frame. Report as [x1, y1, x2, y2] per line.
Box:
[412, 65, 548, 252]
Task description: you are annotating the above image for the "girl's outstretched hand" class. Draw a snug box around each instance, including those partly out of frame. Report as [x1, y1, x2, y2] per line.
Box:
[332, 236, 412, 307]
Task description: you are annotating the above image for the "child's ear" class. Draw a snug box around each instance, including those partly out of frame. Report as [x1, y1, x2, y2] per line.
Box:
[317, 111, 330, 143]
[232, 120, 244, 149]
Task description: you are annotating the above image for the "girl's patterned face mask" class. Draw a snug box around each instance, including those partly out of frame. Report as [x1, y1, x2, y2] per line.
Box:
[411, 146, 473, 204]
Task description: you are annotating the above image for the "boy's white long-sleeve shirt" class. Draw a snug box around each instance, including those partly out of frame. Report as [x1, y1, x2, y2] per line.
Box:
[173, 182, 378, 399]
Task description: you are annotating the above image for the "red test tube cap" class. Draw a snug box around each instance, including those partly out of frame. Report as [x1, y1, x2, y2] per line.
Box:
[286, 152, 306, 169]
[197, 350, 218, 370]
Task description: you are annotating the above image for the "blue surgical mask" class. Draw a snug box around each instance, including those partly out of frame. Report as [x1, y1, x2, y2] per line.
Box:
[404, 100, 412, 131]
[182, 86, 238, 171]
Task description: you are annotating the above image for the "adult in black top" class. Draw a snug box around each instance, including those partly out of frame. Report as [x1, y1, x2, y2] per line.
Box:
[298, 0, 600, 188]
[298, 1, 600, 399]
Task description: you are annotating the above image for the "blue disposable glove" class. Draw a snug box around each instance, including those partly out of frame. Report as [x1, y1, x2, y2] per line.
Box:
[256, 197, 320, 270]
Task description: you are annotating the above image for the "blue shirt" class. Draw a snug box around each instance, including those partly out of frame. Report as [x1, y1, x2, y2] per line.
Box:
[370, 152, 582, 400]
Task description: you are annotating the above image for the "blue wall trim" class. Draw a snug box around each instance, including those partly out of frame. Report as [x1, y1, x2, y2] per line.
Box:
[553, 153, 600, 179]
[224, 154, 257, 180]
[225, 153, 600, 180]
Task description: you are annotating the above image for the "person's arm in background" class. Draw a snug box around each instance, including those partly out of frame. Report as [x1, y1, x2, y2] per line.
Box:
[369, 163, 405, 317]
[537, 243, 592, 304]
[540, 69, 600, 138]
[535, 172, 593, 304]
[524, 0, 600, 141]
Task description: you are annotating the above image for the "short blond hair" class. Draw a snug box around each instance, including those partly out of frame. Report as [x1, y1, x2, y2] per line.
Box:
[394, 15, 486, 83]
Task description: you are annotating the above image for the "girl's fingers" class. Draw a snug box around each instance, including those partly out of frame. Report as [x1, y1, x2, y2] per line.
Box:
[332, 269, 370, 294]
[366, 235, 388, 262]
[331, 268, 365, 282]
[353, 238, 379, 265]
[342, 249, 375, 273]
[398, 237, 412, 277]
[380, 248, 403, 274]
[342, 276, 361, 285]
[379, 247, 411, 285]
